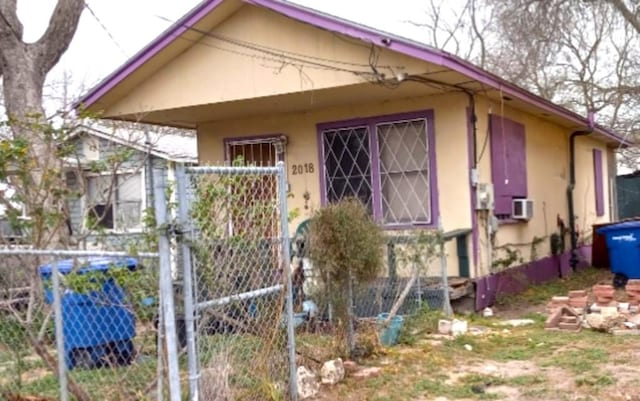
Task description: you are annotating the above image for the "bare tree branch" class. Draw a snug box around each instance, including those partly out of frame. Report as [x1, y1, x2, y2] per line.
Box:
[35, 0, 85, 74]
[606, 0, 640, 34]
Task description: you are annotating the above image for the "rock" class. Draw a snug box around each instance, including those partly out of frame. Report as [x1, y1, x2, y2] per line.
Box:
[585, 312, 625, 332]
[343, 360, 358, 373]
[601, 306, 620, 318]
[438, 319, 452, 334]
[464, 344, 473, 351]
[320, 358, 345, 385]
[613, 329, 640, 336]
[451, 319, 468, 337]
[585, 313, 605, 329]
[499, 319, 536, 327]
[297, 366, 319, 399]
[352, 366, 382, 379]
[481, 364, 498, 374]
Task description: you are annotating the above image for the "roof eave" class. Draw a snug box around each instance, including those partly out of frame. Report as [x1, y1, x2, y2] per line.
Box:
[76, 0, 630, 147]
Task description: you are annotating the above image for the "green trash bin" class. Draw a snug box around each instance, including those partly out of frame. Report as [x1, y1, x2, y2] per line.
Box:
[377, 313, 404, 346]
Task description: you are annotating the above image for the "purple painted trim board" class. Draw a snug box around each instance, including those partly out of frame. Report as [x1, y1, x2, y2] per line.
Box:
[76, 0, 629, 146]
[466, 108, 479, 269]
[593, 149, 605, 217]
[316, 109, 439, 229]
[474, 246, 592, 311]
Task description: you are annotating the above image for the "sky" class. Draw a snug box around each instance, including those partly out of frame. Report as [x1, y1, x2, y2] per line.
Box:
[16, 0, 433, 103]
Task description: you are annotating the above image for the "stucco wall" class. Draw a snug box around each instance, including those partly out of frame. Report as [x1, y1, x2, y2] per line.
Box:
[198, 91, 471, 277]
[197, 93, 613, 279]
[472, 97, 610, 276]
[105, 4, 430, 118]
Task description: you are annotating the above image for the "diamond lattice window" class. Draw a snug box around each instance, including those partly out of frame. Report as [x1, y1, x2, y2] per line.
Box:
[320, 115, 433, 227]
[377, 119, 430, 224]
[322, 126, 373, 213]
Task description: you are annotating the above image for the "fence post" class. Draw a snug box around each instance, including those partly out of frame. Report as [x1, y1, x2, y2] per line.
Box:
[153, 166, 183, 401]
[176, 163, 200, 401]
[277, 161, 298, 401]
[438, 218, 453, 317]
[51, 259, 69, 401]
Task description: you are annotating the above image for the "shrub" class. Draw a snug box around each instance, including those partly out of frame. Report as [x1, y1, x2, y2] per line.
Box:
[309, 198, 384, 355]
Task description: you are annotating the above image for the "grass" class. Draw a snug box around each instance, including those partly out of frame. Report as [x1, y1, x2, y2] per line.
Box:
[495, 267, 610, 306]
[313, 267, 640, 401]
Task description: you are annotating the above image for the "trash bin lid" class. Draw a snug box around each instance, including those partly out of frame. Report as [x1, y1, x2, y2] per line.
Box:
[597, 221, 640, 234]
[39, 257, 138, 277]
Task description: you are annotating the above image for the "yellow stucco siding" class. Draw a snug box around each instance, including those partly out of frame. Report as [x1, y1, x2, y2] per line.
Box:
[105, 4, 432, 118]
[471, 97, 610, 275]
[198, 91, 471, 277]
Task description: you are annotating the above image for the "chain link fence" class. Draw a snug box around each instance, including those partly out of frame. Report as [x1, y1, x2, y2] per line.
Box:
[0, 249, 165, 401]
[176, 163, 296, 401]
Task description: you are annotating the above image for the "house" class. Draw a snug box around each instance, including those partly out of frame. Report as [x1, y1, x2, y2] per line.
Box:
[76, 0, 629, 306]
[65, 125, 197, 248]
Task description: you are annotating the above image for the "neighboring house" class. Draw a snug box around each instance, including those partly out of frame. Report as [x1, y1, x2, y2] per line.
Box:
[616, 171, 640, 220]
[76, 0, 629, 296]
[65, 125, 197, 247]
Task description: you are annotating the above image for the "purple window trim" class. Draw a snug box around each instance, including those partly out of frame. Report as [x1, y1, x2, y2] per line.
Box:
[466, 108, 479, 268]
[593, 148, 605, 217]
[316, 109, 439, 229]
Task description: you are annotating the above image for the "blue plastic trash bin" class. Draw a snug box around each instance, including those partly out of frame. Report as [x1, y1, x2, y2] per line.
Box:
[377, 313, 404, 346]
[597, 221, 640, 287]
[39, 257, 138, 369]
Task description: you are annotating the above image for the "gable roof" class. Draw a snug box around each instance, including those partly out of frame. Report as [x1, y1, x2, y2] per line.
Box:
[75, 125, 198, 163]
[77, 0, 630, 146]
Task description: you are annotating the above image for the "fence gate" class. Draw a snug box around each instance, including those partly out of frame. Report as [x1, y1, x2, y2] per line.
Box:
[175, 162, 297, 401]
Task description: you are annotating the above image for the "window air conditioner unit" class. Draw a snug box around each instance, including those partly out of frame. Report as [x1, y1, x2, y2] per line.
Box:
[512, 198, 533, 220]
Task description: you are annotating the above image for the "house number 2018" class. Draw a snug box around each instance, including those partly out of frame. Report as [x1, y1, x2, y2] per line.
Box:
[292, 163, 314, 175]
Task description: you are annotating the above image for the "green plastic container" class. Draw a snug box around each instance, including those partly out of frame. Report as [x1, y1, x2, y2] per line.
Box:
[377, 313, 404, 346]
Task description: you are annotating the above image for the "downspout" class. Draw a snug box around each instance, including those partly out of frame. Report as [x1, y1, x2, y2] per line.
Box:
[567, 111, 595, 272]
[464, 90, 480, 279]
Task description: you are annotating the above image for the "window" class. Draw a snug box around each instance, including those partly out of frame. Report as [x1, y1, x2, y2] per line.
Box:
[593, 149, 604, 217]
[320, 111, 436, 227]
[87, 173, 142, 230]
[489, 115, 527, 219]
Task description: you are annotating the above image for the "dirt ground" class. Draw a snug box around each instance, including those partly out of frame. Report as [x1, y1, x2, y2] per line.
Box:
[308, 267, 640, 401]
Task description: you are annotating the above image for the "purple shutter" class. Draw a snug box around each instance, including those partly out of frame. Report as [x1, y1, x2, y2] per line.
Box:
[506, 119, 527, 197]
[593, 149, 604, 217]
[490, 115, 528, 216]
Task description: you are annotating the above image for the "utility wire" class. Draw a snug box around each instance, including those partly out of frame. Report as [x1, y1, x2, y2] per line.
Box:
[84, 2, 128, 57]
[155, 14, 393, 70]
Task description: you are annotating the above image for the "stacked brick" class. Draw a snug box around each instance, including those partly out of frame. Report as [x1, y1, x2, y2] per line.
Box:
[546, 296, 569, 314]
[626, 280, 640, 307]
[592, 284, 617, 307]
[568, 290, 588, 312]
[545, 305, 581, 332]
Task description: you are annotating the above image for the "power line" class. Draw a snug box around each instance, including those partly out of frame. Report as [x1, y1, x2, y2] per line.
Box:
[155, 14, 393, 70]
[84, 2, 128, 57]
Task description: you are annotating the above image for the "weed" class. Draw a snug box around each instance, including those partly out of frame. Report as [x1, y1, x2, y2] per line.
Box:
[496, 267, 610, 307]
[575, 373, 616, 388]
[542, 348, 608, 374]
[397, 305, 445, 345]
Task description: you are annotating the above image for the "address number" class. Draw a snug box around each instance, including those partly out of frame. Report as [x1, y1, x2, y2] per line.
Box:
[292, 163, 314, 175]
